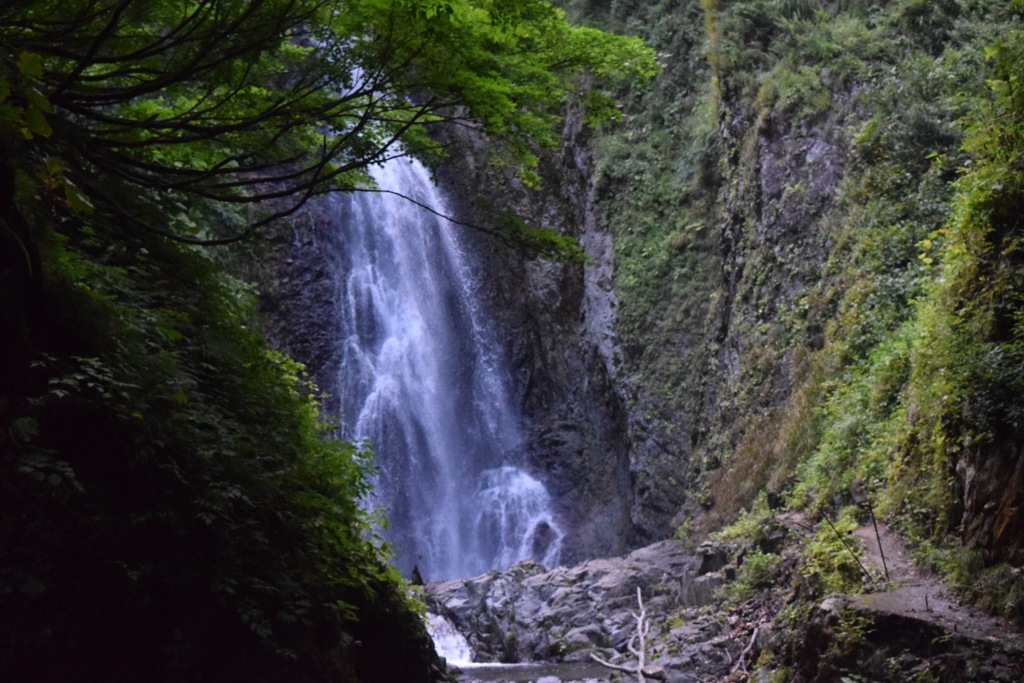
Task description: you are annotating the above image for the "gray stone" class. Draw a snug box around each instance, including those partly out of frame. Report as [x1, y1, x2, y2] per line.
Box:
[429, 539, 737, 681]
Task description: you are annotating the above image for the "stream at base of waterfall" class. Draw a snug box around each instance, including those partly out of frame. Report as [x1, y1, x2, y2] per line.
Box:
[331, 158, 563, 582]
[427, 612, 611, 683]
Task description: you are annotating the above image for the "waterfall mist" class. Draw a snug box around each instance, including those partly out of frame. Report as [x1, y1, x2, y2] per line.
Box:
[329, 159, 562, 580]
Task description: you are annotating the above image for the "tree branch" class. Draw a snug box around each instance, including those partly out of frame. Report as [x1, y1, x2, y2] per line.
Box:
[588, 588, 664, 682]
[731, 626, 760, 675]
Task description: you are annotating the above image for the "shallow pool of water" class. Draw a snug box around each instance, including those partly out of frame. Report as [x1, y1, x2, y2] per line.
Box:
[452, 660, 612, 682]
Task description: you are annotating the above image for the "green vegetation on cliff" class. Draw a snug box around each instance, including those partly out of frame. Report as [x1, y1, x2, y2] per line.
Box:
[0, 1, 654, 680]
[569, 0, 1024, 619]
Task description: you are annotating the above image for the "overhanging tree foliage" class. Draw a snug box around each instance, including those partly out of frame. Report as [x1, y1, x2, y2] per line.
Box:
[0, 2, 656, 680]
[0, 0, 656, 246]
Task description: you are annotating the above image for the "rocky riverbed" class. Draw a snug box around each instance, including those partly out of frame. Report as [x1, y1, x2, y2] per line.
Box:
[426, 540, 744, 682]
[426, 520, 1024, 682]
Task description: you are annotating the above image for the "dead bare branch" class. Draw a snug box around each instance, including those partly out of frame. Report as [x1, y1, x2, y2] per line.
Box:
[589, 587, 665, 682]
[731, 626, 760, 675]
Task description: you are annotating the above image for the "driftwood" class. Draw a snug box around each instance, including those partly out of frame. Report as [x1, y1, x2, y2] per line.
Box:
[590, 587, 665, 682]
[731, 626, 760, 675]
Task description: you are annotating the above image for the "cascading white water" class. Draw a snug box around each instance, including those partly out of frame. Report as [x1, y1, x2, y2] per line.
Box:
[330, 158, 562, 580]
[424, 613, 473, 665]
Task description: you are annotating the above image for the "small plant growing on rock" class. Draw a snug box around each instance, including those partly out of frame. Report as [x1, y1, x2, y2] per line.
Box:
[731, 550, 782, 602]
[800, 510, 867, 594]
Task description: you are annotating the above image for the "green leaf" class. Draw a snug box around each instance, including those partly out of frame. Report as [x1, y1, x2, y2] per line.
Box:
[24, 106, 52, 138]
[27, 88, 53, 114]
[17, 52, 43, 78]
[64, 179, 95, 214]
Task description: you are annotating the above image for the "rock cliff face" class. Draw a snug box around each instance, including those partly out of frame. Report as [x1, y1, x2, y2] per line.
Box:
[580, 0, 1024, 584]
[621, 97, 857, 540]
[958, 428, 1024, 566]
[688, 89, 858, 519]
[567, 0, 1022, 570]
[431, 112, 635, 564]
[582, 7, 863, 543]
[259, 202, 346, 414]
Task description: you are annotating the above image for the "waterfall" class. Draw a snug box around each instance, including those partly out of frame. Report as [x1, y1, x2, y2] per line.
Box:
[425, 613, 473, 665]
[330, 158, 562, 580]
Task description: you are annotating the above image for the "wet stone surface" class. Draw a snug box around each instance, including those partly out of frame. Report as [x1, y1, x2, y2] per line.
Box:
[427, 540, 738, 683]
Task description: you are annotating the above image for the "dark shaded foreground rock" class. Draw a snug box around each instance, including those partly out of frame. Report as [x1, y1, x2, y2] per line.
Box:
[427, 541, 740, 682]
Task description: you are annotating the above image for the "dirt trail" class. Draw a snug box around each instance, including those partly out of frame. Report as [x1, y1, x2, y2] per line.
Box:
[848, 521, 1019, 645]
[853, 519, 921, 585]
